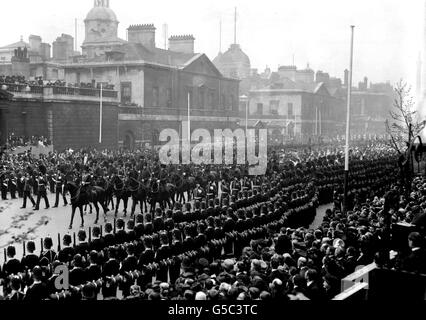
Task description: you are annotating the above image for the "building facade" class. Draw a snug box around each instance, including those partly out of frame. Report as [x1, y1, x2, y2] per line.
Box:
[246, 82, 345, 144]
[0, 0, 240, 150]
[0, 84, 119, 150]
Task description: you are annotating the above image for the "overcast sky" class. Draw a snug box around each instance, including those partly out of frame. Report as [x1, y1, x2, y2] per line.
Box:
[1, 0, 424, 90]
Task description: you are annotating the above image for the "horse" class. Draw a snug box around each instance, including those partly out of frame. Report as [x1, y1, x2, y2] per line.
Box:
[129, 176, 149, 216]
[98, 176, 114, 211]
[111, 175, 131, 217]
[148, 178, 175, 212]
[66, 181, 108, 229]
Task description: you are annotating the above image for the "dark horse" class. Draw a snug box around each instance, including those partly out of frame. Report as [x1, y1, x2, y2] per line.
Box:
[128, 176, 149, 216]
[173, 173, 196, 203]
[148, 178, 176, 212]
[96, 176, 115, 211]
[111, 175, 131, 217]
[66, 182, 108, 229]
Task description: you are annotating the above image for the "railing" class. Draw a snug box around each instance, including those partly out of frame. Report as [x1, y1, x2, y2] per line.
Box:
[341, 263, 377, 292]
[0, 82, 118, 99]
[126, 106, 239, 118]
[0, 83, 43, 94]
[332, 282, 368, 300]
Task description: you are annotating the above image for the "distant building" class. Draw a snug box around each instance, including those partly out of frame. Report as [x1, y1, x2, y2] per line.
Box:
[244, 78, 345, 145]
[0, 35, 52, 64]
[335, 78, 394, 136]
[213, 44, 251, 80]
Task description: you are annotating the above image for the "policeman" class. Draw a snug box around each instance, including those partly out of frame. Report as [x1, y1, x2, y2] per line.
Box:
[21, 173, 36, 209]
[34, 174, 50, 210]
[53, 170, 68, 208]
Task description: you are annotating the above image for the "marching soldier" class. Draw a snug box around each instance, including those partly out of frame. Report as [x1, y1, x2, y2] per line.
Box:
[21, 173, 36, 209]
[1, 172, 8, 200]
[17, 172, 24, 198]
[48, 171, 55, 194]
[34, 173, 50, 210]
[53, 170, 68, 207]
[8, 172, 17, 199]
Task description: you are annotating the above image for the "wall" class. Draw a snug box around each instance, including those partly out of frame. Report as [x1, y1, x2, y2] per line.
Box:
[64, 65, 145, 106]
[0, 97, 119, 151]
[51, 101, 118, 150]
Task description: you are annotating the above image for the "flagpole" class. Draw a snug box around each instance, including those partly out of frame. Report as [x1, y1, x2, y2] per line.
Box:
[188, 91, 191, 145]
[99, 83, 103, 144]
[343, 25, 355, 214]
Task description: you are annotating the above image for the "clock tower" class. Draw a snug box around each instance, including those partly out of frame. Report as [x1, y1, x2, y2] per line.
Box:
[82, 0, 124, 58]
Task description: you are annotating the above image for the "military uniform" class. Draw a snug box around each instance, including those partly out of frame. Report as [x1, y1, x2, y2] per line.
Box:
[21, 175, 36, 208]
[8, 173, 18, 199]
[35, 175, 50, 210]
[0, 174, 8, 200]
[53, 172, 68, 207]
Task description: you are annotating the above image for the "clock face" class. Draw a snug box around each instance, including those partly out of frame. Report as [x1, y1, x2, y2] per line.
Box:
[90, 22, 111, 38]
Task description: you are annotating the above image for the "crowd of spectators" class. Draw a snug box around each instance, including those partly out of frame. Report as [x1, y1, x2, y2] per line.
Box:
[0, 75, 115, 90]
[6, 134, 50, 149]
[0, 142, 423, 301]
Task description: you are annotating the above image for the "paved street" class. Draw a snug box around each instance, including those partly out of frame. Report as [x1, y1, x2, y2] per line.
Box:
[0, 192, 142, 263]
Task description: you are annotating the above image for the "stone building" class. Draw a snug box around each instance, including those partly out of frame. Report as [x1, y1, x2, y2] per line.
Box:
[0, 0, 240, 150]
[61, 0, 239, 150]
[246, 80, 345, 145]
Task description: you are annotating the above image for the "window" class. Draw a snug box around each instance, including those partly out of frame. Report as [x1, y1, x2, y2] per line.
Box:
[257, 103, 263, 115]
[152, 87, 159, 107]
[121, 82, 132, 104]
[166, 88, 172, 108]
[288, 102, 294, 118]
[221, 94, 226, 110]
[230, 95, 236, 111]
[209, 90, 215, 109]
[270, 100, 279, 115]
[199, 88, 205, 109]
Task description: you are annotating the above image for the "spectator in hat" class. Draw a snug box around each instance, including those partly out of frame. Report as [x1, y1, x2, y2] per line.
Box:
[402, 232, 426, 274]
[24, 266, 48, 301]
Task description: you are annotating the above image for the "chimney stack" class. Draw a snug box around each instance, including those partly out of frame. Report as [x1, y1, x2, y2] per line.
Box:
[29, 35, 42, 53]
[168, 35, 195, 54]
[127, 24, 156, 50]
[344, 69, 349, 87]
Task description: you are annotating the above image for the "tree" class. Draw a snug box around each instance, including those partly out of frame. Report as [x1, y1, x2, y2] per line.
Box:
[385, 80, 425, 153]
[385, 81, 426, 192]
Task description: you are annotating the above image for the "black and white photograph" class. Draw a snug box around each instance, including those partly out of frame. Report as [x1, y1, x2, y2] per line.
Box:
[0, 0, 426, 307]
